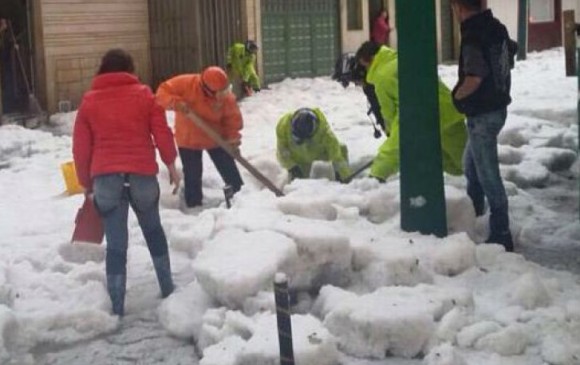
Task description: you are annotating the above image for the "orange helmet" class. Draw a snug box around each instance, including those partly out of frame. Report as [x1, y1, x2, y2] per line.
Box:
[201, 66, 229, 93]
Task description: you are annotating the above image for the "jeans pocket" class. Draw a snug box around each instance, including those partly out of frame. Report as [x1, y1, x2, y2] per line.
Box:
[93, 174, 125, 215]
[128, 175, 160, 213]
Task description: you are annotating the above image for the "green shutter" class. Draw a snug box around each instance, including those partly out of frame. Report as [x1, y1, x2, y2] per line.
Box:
[262, 0, 339, 84]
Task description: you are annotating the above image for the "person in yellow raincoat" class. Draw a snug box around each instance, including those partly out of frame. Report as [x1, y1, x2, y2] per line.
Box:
[276, 108, 351, 182]
[227, 40, 260, 97]
[355, 41, 467, 181]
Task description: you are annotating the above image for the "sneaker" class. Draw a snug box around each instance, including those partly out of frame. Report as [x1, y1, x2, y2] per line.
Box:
[485, 232, 514, 252]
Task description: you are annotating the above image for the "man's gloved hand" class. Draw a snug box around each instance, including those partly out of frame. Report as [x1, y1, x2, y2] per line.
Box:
[253, 86, 261, 93]
[226, 137, 242, 154]
[288, 166, 303, 180]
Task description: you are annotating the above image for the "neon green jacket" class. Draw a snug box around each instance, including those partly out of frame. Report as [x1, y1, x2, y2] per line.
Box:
[276, 108, 351, 180]
[227, 43, 260, 89]
[366, 46, 467, 179]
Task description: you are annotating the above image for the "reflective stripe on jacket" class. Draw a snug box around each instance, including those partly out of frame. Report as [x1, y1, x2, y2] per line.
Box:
[227, 43, 260, 89]
[276, 108, 351, 180]
[366, 47, 467, 179]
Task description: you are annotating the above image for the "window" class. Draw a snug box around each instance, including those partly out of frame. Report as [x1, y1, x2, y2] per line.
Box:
[347, 0, 363, 30]
[529, 0, 555, 23]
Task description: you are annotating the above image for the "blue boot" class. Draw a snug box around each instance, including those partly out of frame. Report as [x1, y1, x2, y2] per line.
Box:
[107, 275, 126, 316]
[152, 255, 174, 298]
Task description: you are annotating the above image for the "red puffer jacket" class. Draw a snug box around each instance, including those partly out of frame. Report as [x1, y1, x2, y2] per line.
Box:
[73, 72, 177, 190]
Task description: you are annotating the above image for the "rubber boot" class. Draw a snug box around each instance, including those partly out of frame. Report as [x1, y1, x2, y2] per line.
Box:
[107, 275, 126, 316]
[152, 255, 174, 298]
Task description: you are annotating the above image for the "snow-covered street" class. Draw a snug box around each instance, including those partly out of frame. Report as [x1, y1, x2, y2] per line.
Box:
[0, 48, 579, 365]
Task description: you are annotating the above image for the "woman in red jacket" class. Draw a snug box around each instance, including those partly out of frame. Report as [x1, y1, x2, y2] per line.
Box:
[73, 49, 181, 316]
[371, 9, 391, 46]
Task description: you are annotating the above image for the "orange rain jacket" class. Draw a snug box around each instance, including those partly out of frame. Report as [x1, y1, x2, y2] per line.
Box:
[156, 74, 243, 150]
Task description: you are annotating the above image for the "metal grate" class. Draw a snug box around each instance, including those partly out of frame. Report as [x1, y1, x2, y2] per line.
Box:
[262, 0, 339, 84]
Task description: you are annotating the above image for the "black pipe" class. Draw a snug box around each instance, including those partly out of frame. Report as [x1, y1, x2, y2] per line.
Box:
[274, 273, 294, 365]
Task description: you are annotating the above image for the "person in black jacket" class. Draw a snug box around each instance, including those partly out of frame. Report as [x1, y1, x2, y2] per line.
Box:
[451, 0, 517, 252]
[332, 52, 385, 137]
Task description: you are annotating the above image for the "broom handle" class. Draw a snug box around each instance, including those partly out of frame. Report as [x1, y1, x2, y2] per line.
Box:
[7, 20, 32, 94]
[181, 107, 285, 197]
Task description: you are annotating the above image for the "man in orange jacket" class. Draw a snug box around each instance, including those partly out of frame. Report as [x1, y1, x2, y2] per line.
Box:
[156, 66, 244, 208]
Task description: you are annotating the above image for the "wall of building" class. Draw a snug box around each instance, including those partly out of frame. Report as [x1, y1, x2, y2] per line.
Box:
[245, 0, 263, 80]
[563, 0, 580, 19]
[340, 0, 370, 53]
[486, 0, 518, 39]
[38, 0, 150, 113]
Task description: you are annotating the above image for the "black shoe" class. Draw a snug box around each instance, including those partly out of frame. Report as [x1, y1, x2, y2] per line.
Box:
[485, 232, 514, 252]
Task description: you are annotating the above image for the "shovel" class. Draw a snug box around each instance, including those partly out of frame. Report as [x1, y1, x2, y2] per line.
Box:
[180, 106, 284, 197]
[7, 21, 44, 120]
[342, 159, 374, 184]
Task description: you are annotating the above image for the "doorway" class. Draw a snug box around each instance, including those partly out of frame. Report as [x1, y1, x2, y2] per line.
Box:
[1, 0, 34, 116]
[528, 0, 562, 51]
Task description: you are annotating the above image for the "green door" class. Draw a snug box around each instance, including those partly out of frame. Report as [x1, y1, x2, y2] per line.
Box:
[262, 0, 339, 84]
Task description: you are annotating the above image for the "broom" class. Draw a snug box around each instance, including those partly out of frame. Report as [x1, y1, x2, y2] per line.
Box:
[6, 20, 43, 118]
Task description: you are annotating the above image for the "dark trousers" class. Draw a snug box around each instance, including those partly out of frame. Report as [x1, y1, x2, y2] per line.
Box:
[179, 147, 243, 207]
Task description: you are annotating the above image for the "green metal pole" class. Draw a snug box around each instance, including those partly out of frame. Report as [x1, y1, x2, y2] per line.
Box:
[395, 0, 447, 237]
[517, 0, 528, 60]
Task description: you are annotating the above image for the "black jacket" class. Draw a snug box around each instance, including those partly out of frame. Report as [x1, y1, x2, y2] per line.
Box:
[453, 10, 517, 116]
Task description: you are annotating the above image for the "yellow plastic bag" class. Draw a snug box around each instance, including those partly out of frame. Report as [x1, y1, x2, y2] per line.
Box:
[60, 161, 84, 195]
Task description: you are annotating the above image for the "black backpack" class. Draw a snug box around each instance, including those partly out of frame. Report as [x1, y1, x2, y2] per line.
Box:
[332, 53, 366, 87]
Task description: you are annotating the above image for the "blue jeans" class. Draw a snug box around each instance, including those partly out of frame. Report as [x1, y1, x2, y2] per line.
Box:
[93, 173, 169, 276]
[464, 109, 510, 237]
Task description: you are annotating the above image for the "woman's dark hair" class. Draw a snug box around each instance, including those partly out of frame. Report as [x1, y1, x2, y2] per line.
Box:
[98, 49, 135, 75]
[377, 8, 388, 20]
[355, 41, 381, 63]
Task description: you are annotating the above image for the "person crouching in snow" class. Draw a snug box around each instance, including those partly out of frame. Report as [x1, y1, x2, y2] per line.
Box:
[155, 66, 244, 209]
[276, 107, 351, 182]
[355, 41, 467, 181]
[73, 49, 181, 316]
[227, 40, 261, 97]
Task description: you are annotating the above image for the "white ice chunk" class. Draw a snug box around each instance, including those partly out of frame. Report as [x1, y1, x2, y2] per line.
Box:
[541, 333, 580, 365]
[158, 281, 213, 339]
[236, 314, 339, 365]
[508, 273, 551, 310]
[526, 147, 577, 172]
[503, 161, 550, 188]
[316, 285, 471, 359]
[0, 305, 17, 363]
[430, 234, 477, 277]
[193, 229, 298, 307]
[444, 186, 477, 235]
[243, 291, 276, 316]
[168, 212, 216, 257]
[474, 324, 529, 356]
[200, 336, 246, 365]
[424, 343, 467, 365]
[456, 321, 502, 348]
[272, 217, 352, 289]
[198, 309, 256, 350]
[436, 307, 472, 344]
[0, 265, 12, 306]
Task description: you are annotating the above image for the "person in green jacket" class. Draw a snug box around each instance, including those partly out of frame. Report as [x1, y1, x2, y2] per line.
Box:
[276, 108, 351, 182]
[227, 40, 260, 97]
[355, 41, 467, 181]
